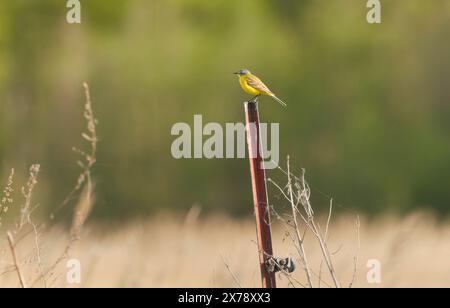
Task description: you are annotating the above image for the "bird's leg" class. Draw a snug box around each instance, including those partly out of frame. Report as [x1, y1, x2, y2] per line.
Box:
[249, 94, 261, 103]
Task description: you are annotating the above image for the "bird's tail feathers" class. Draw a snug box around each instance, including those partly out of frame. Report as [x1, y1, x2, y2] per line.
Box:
[271, 95, 287, 107]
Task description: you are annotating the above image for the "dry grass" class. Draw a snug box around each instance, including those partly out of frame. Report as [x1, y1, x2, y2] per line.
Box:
[1, 213, 446, 288]
[1, 83, 448, 288]
[0, 83, 97, 288]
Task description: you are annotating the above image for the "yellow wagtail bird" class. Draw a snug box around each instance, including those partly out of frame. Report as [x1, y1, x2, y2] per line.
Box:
[234, 69, 286, 107]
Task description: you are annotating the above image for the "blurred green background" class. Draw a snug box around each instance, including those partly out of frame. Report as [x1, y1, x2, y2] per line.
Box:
[1, 0, 449, 220]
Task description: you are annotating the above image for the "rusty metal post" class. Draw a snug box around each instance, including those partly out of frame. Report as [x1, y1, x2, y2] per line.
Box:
[244, 101, 276, 288]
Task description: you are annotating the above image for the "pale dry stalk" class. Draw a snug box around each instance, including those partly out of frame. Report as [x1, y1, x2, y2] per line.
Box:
[286, 156, 314, 288]
[269, 157, 346, 288]
[6, 231, 27, 288]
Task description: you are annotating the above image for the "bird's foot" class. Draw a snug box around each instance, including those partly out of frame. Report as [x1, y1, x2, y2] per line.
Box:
[248, 95, 260, 104]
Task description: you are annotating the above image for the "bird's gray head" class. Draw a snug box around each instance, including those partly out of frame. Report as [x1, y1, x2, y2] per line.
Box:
[234, 69, 251, 76]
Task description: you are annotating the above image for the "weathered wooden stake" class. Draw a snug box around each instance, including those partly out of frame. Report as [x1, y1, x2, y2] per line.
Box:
[244, 101, 276, 288]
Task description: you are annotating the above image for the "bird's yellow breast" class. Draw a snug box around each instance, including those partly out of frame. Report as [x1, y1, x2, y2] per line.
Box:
[239, 76, 261, 96]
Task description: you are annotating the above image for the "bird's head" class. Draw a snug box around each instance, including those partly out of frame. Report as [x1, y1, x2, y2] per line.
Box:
[233, 69, 251, 76]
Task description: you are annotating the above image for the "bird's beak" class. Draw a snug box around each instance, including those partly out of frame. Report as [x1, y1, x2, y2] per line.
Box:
[233, 72, 239, 75]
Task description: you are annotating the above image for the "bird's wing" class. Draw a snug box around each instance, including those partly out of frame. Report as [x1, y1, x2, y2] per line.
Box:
[245, 75, 274, 95]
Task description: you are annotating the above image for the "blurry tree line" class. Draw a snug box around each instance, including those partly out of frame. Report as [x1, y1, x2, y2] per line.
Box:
[0, 0, 449, 220]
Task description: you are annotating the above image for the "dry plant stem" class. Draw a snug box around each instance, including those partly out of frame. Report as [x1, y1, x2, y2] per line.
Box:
[14, 82, 98, 246]
[52, 82, 97, 219]
[6, 232, 27, 288]
[269, 158, 343, 288]
[31, 83, 97, 286]
[71, 183, 94, 240]
[32, 160, 95, 287]
[349, 215, 361, 288]
[282, 160, 341, 288]
[0, 83, 98, 288]
[5, 165, 45, 287]
[267, 208, 332, 288]
[30, 242, 72, 287]
[267, 182, 325, 288]
[311, 223, 340, 288]
[220, 254, 242, 288]
[30, 218, 46, 288]
[286, 157, 314, 288]
[325, 199, 333, 241]
[284, 232, 333, 288]
[0, 169, 14, 227]
[296, 170, 341, 288]
[19, 165, 40, 229]
[318, 261, 324, 288]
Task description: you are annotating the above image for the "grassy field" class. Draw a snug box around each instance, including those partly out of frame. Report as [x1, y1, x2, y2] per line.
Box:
[1, 84, 448, 288]
[2, 213, 448, 288]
